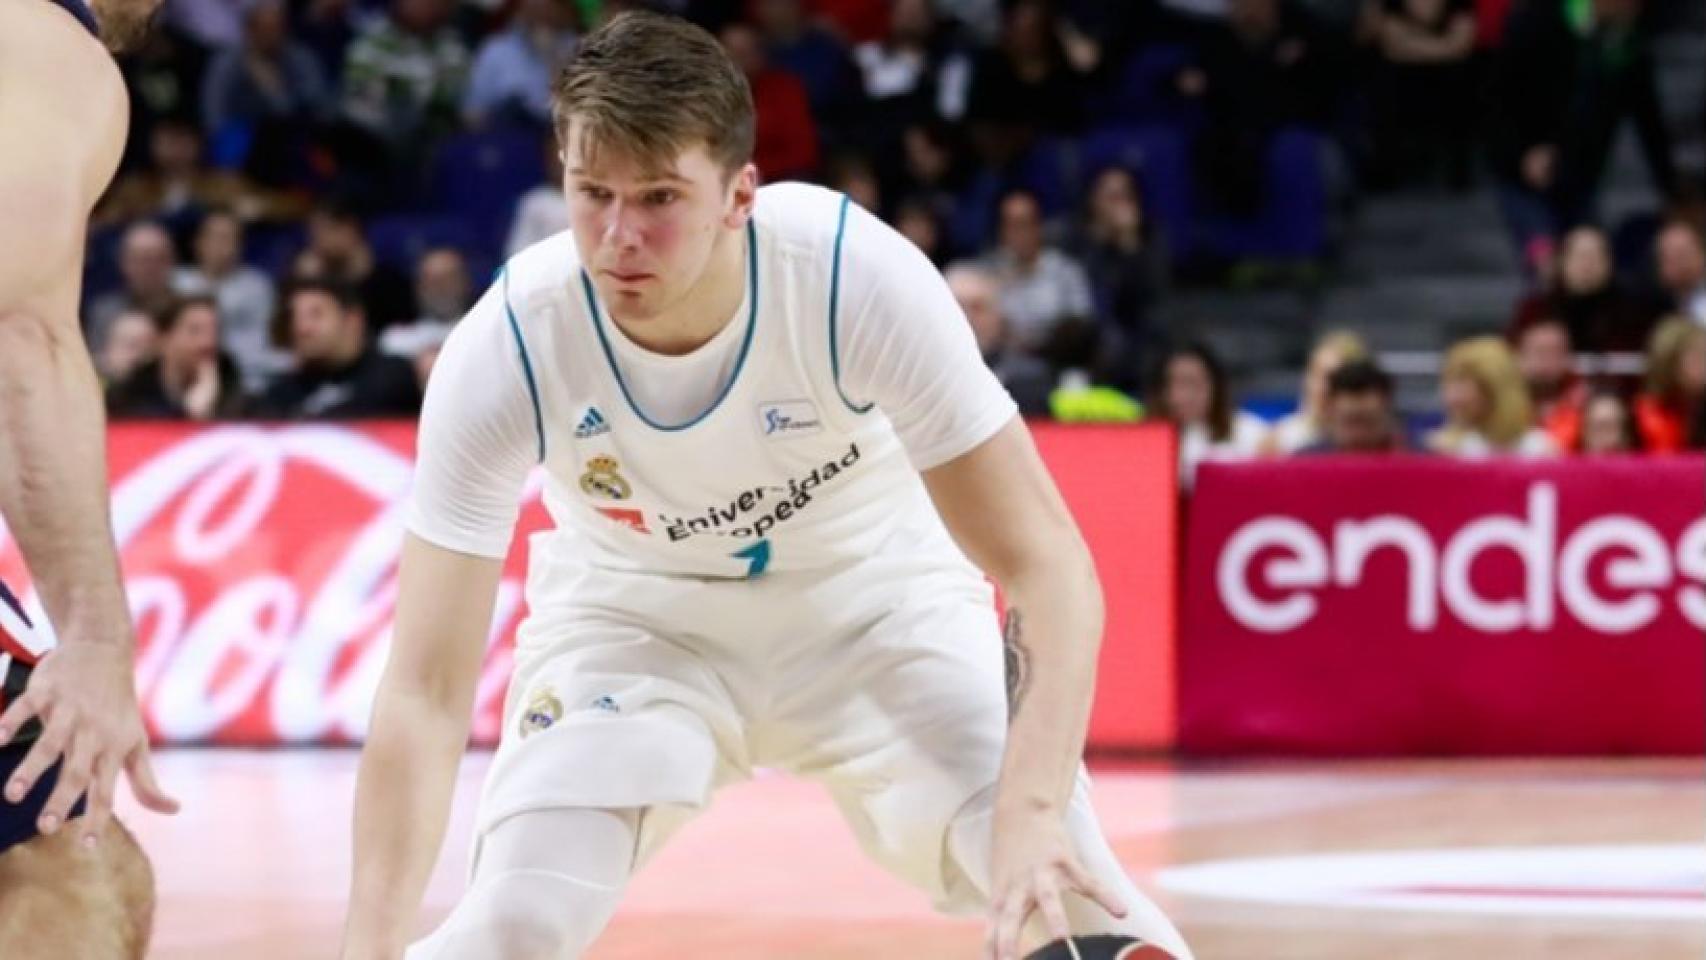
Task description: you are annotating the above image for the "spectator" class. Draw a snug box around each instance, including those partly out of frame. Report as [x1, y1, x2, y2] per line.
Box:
[201, 0, 332, 139]
[854, 0, 974, 141]
[337, 0, 471, 177]
[751, 0, 863, 133]
[1575, 388, 1641, 455]
[1367, 0, 1476, 190]
[1514, 315, 1587, 450]
[294, 0, 361, 86]
[380, 247, 472, 387]
[174, 209, 287, 391]
[506, 138, 571, 255]
[1268, 330, 1368, 453]
[1488, 0, 1678, 273]
[119, 25, 210, 171]
[305, 197, 418, 332]
[1150, 341, 1269, 487]
[1070, 165, 1168, 387]
[823, 151, 882, 213]
[1426, 336, 1557, 457]
[256, 279, 423, 419]
[463, 0, 581, 129]
[1513, 224, 1650, 353]
[722, 22, 821, 182]
[893, 195, 948, 266]
[1176, 0, 1339, 216]
[92, 117, 294, 229]
[87, 222, 181, 347]
[983, 188, 1095, 366]
[945, 261, 1053, 416]
[892, 119, 976, 250]
[964, 0, 1099, 168]
[95, 310, 160, 389]
[1649, 218, 1706, 326]
[107, 298, 248, 421]
[1633, 316, 1705, 452]
[1298, 359, 1404, 454]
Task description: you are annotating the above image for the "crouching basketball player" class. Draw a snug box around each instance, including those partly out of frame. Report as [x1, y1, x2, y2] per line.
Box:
[0, 0, 181, 956]
[343, 12, 1192, 960]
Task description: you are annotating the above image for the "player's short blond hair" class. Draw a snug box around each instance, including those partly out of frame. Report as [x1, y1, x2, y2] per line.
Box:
[552, 11, 755, 179]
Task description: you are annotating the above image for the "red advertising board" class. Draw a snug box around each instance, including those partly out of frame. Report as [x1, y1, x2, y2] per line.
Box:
[1180, 456, 1706, 755]
[0, 422, 1178, 751]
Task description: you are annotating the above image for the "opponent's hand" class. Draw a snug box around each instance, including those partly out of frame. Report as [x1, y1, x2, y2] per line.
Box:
[0, 643, 179, 844]
[983, 810, 1127, 960]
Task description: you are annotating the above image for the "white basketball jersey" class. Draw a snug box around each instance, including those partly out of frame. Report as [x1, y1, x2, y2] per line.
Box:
[498, 183, 972, 579]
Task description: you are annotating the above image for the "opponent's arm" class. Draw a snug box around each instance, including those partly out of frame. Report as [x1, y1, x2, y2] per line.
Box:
[342, 534, 503, 959]
[0, 21, 176, 839]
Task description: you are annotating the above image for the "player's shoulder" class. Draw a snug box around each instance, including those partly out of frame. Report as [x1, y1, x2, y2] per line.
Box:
[753, 182, 915, 272]
[496, 228, 583, 314]
[0, 1, 127, 183]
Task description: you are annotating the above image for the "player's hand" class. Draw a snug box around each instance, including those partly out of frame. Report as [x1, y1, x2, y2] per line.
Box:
[983, 809, 1126, 960]
[0, 643, 179, 844]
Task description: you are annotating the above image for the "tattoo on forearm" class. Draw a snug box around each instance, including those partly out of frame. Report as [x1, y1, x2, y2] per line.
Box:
[1003, 608, 1029, 724]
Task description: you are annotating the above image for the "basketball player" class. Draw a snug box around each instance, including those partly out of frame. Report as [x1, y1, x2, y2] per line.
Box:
[344, 12, 1191, 960]
[0, 0, 180, 954]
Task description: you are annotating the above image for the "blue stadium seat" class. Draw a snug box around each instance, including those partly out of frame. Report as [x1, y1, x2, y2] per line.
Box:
[367, 214, 482, 274]
[426, 126, 548, 260]
[1194, 127, 1327, 261]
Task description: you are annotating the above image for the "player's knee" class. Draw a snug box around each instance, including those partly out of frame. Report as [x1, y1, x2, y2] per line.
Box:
[1026, 935, 1179, 959]
[0, 818, 154, 959]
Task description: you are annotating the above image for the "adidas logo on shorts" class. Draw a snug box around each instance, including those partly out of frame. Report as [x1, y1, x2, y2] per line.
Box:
[575, 406, 611, 439]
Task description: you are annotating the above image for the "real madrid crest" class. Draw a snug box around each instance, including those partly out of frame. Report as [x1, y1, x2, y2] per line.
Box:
[579, 455, 632, 500]
[519, 687, 564, 738]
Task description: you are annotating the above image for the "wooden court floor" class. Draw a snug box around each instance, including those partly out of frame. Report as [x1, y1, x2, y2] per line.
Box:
[120, 751, 1702, 959]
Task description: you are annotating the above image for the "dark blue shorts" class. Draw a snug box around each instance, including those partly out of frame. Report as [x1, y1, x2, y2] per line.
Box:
[0, 742, 79, 857]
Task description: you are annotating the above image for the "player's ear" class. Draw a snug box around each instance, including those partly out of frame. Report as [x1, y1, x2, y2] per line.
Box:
[723, 163, 758, 230]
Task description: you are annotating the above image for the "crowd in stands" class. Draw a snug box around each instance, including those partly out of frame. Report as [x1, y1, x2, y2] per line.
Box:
[83, 0, 1706, 486]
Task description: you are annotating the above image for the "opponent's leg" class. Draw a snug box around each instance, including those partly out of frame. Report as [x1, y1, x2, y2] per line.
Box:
[945, 782, 1193, 960]
[0, 817, 155, 959]
[406, 806, 640, 960]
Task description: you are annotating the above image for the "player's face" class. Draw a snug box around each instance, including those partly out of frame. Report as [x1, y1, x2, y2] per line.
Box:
[91, 0, 163, 52]
[563, 123, 757, 325]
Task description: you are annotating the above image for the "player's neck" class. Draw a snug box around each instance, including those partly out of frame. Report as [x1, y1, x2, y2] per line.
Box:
[610, 226, 748, 357]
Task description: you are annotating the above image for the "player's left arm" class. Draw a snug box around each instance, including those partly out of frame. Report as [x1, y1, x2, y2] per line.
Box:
[923, 420, 1127, 960]
[834, 194, 1123, 959]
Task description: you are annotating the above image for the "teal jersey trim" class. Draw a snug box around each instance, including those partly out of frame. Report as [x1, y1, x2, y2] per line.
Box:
[501, 267, 546, 462]
[579, 220, 759, 432]
[827, 195, 872, 414]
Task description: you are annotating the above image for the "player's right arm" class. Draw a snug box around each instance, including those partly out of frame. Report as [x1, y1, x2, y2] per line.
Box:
[342, 280, 539, 958]
[0, 3, 178, 841]
[342, 534, 504, 957]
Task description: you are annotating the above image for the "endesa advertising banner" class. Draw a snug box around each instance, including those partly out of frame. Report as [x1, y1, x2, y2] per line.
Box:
[1180, 457, 1706, 755]
[0, 422, 1178, 751]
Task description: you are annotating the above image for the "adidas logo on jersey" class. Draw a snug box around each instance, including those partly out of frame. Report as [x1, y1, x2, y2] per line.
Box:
[575, 406, 610, 438]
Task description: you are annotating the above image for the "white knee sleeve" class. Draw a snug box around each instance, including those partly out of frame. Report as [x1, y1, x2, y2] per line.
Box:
[946, 783, 1194, 960]
[407, 807, 639, 960]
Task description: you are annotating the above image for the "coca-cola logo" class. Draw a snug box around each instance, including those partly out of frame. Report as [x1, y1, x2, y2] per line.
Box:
[0, 425, 543, 745]
[1218, 482, 1706, 634]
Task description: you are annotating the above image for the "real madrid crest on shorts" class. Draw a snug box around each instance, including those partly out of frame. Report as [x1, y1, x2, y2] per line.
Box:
[579, 455, 632, 500]
[519, 687, 564, 738]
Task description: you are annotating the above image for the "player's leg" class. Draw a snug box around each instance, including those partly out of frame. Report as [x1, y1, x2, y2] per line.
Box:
[405, 806, 640, 960]
[0, 817, 154, 959]
[775, 583, 1192, 959]
[409, 615, 745, 960]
